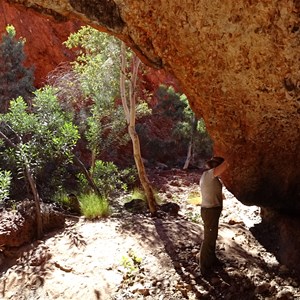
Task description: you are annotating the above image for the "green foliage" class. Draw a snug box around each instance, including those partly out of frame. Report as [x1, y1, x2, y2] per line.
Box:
[154, 85, 187, 120]
[64, 25, 118, 58]
[194, 118, 213, 157]
[53, 190, 81, 213]
[32, 87, 79, 160]
[64, 26, 151, 160]
[1, 87, 79, 167]
[0, 87, 79, 198]
[120, 249, 143, 279]
[152, 84, 213, 162]
[78, 193, 110, 219]
[128, 187, 161, 204]
[53, 188, 72, 207]
[135, 101, 152, 117]
[0, 169, 11, 203]
[0, 24, 35, 113]
[118, 166, 138, 189]
[92, 160, 125, 196]
[78, 160, 136, 197]
[131, 187, 147, 201]
[64, 26, 129, 157]
[185, 210, 202, 224]
[5, 25, 16, 38]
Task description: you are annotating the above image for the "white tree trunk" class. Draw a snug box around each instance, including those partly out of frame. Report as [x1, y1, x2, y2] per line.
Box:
[120, 42, 158, 215]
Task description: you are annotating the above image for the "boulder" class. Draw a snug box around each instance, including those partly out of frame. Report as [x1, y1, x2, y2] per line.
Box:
[0, 200, 65, 248]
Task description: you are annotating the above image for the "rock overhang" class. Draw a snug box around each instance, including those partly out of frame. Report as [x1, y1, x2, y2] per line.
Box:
[6, 0, 300, 214]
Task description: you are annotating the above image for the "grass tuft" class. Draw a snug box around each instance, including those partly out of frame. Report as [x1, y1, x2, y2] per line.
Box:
[78, 193, 110, 220]
[131, 187, 147, 201]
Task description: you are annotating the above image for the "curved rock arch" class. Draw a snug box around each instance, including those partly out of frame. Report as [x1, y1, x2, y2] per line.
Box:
[7, 0, 300, 213]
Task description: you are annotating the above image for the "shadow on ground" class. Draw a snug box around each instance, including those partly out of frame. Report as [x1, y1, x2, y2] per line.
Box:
[115, 209, 299, 299]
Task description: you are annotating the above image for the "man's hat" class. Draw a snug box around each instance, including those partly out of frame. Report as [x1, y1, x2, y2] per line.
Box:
[205, 156, 224, 168]
[210, 156, 224, 164]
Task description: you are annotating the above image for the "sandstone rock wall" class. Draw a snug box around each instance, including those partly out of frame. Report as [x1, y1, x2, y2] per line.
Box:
[0, 1, 83, 86]
[6, 0, 300, 213]
[116, 0, 300, 212]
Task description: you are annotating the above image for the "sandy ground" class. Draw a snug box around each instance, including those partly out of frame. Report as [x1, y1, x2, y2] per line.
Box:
[0, 169, 299, 300]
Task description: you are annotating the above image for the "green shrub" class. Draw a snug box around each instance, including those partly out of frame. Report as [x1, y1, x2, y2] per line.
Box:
[78, 160, 137, 197]
[151, 84, 213, 164]
[53, 190, 71, 207]
[0, 87, 80, 201]
[92, 160, 125, 196]
[53, 190, 81, 214]
[0, 170, 11, 203]
[120, 249, 143, 279]
[127, 187, 162, 205]
[79, 193, 110, 219]
[119, 166, 138, 189]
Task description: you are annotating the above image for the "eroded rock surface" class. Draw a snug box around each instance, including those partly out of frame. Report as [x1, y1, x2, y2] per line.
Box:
[6, 1, 300, 213]
[0, 200, 65, 248]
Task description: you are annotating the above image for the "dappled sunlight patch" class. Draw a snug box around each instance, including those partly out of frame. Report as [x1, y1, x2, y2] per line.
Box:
[1, 169, 300, 299]
[186, 191, 202, 206]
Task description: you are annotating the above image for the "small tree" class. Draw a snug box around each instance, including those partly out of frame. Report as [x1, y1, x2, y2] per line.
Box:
[64, 27, 157, 213]
[0, 25, 35, 113]
[64, 26, 129, 169]
[120, 42, 158, 215]
[0, 87, 79, 238]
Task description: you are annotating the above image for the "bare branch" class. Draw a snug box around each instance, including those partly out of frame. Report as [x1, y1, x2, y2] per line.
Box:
[120, 42, 130, 124]
[0, 130, 17, 148]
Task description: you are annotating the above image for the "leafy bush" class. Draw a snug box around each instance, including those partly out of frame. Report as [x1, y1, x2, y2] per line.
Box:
[78, 193, 110, 219]
[0, 87, 80, 200]
[154, 85, 186, 120]
[78, 160, 137, 197]
[0, 169, 11, 203]
[38, 164, 73, 201]
[92, 160, 124, 195]
[53, 190, 81, 214]
[127, 187, 161, 205]
[119, 166, 138, 189]
[53, 190, 71, 207]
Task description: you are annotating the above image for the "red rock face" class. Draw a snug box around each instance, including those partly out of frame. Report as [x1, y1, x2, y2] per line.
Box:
[0, 1, 83, 87]
[5, 1, 300, 214]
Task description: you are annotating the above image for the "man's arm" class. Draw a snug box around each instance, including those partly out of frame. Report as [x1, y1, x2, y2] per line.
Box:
[213, 160, 229, 177]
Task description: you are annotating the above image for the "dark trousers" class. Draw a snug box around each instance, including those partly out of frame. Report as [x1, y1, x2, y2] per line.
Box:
[200, 206, 222, 272]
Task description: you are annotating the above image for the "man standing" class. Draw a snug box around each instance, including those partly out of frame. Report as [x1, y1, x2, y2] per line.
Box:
[199, 156, 229, 276]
